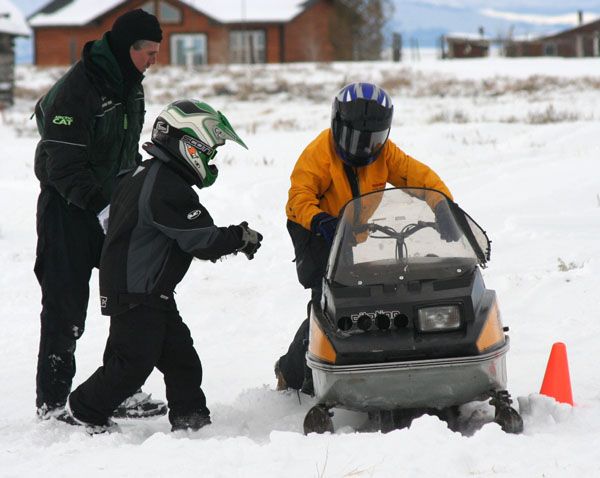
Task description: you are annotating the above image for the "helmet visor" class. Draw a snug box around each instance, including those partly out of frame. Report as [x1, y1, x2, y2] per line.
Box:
[337, 124, 390, 163]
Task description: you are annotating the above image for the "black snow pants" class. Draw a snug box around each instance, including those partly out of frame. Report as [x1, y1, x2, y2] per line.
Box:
[34, 187, 104, 411]
[69, 304, 208, 426]
[277, 220, 329, 392]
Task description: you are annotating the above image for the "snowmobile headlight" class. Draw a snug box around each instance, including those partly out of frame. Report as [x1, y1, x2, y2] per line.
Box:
[417, 305, 461, 332]
[308, 316, 337, 364]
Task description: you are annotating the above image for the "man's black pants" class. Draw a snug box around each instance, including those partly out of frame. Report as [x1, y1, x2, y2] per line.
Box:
[277, 289, 320, 391]
[34, 187, 104, 411]
[278, 220, 329, 391]
[69, 304, 208, 426]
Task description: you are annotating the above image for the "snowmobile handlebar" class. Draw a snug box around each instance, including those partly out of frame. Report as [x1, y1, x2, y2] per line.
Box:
[357, 221, 438, 240]
[352, 221, 439, 261]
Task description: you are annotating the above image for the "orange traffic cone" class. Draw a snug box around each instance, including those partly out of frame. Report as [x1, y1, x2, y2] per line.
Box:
[540, 342, 573, 405]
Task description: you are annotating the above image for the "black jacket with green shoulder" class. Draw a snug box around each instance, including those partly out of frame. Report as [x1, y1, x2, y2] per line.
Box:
[34, 33, 145, 213]
[99, 143, 246, 316]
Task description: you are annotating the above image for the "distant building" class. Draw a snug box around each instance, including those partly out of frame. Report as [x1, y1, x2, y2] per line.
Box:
[28, 0, 347, 66]
[504, 12, 600, 57]
[442, 30, 490, 59]
[0, 0, 30, 106]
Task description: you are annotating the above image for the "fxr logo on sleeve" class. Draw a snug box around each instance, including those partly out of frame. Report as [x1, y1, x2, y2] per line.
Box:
[52, 115, 74, 126]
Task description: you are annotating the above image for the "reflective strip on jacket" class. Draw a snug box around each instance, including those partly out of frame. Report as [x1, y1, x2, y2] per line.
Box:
[286, 129, 453, 230]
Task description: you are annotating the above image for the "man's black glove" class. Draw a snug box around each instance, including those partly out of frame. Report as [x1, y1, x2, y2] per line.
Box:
[237, 222, 263, 260]
[434, 202, 461, 242]
[311, 212, 338, 244]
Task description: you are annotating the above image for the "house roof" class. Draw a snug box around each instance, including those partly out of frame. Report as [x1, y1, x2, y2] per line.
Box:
[0, 0, 31, 36]
[543, 17, 600, 40]
[184, 0, 309, 23]
[507, 17, 600, 43]
[28, 0, 311, 27]
[445, 32, 491, 42]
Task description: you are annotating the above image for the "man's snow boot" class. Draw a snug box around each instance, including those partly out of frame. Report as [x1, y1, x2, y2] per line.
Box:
[112, 389, 167, 418]
[56, 399, 120, 435]
[171, 412, 211, 432]
[36, 403, 67, 420]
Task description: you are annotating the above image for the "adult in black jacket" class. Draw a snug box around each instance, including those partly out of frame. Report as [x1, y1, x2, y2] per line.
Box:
[33, 9, 165, 419]
[66, 99, 263, 433]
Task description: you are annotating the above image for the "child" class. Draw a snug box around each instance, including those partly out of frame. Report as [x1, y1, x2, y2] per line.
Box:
[65, 99, 262, 433]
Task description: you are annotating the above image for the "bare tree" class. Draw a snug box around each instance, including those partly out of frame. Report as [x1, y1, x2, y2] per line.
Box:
[330, 1, 359, 61]
[331, 0, 395, 60]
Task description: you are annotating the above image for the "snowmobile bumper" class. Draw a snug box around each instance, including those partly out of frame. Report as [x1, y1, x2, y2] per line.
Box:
[307, 338, 509, 411]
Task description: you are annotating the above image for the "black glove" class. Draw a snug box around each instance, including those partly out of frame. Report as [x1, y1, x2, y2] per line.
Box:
[434, 202, 461, 242]
[237, 222, 263, 260]
[311, 212, 338, 244]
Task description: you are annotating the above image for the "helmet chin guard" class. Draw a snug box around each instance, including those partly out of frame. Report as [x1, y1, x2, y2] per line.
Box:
[151, 99, 247, 187]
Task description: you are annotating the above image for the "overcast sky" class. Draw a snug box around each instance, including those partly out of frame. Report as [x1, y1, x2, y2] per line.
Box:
[16, 0, 600, 17]
[403, 0, 600, 11]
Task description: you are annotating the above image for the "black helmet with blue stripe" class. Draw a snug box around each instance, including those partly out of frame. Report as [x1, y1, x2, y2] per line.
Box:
[331, 82, 393, 167]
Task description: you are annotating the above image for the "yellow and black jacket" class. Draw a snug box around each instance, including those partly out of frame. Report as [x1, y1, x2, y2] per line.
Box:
[287, 129, 452, 230]
[285, 128, 453, 290]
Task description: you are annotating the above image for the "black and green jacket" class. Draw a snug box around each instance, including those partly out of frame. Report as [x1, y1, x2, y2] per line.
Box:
[34, 33, 145, 213]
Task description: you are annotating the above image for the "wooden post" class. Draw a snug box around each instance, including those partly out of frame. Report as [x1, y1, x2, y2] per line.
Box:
[392, 32, 402, 62]
[440, 35, 446, 59]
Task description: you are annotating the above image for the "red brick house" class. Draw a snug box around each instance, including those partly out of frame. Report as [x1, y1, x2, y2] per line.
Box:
[504, 13, 600, 57]
[28, 0, 344, 66]
[442, 32, 490, 59]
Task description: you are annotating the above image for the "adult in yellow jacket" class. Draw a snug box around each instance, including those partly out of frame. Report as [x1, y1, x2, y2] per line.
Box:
[276, 82, 456, 393]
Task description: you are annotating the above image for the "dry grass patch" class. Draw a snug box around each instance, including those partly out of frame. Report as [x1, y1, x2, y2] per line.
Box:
[428, 109, 470, 123]
[526, 104, 581, 124]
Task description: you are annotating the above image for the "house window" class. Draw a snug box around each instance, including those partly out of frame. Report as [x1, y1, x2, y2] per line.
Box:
[229, 30, 266, 63]
[171, 34, 207, 67]
[160, 2, 181, 23]
[544, 43, 557, 56]
[140, 1, 155, 15]
[69, 38, 78, 64]
[141, 1, 181, 24]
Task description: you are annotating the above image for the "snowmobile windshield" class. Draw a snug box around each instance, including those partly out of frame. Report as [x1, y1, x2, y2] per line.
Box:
[327, 188, 491, 287]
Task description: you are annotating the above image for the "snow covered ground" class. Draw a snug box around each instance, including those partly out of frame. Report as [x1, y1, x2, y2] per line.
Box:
[1, 57, 600, 477]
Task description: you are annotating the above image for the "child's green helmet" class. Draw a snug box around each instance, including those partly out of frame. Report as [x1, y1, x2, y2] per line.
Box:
[151, 99, 247, 187]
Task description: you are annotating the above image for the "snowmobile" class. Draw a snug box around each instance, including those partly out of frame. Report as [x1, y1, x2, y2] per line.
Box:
[303, 187, 523, 435]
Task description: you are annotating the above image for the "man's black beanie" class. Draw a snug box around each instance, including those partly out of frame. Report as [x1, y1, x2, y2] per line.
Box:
[108, 9, 162, 85]
[111, 9, 162, 49]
